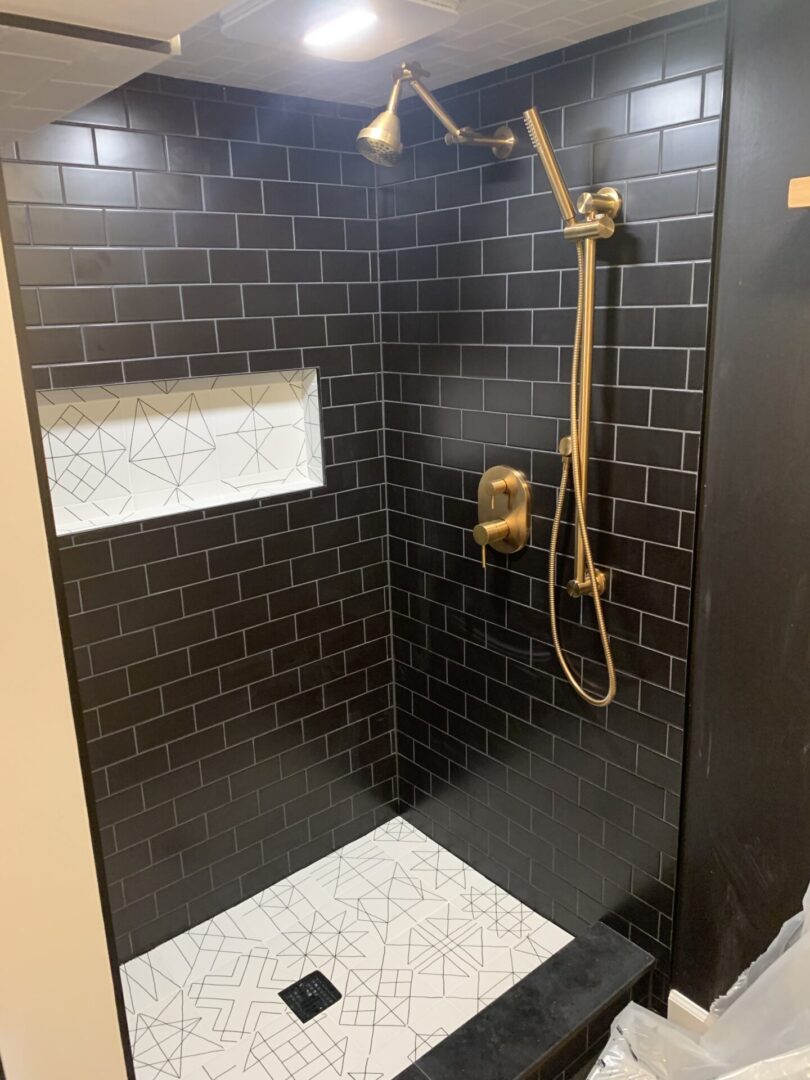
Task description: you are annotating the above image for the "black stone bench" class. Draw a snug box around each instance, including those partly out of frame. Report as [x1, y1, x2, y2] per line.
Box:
[394, 922, 654, 1080]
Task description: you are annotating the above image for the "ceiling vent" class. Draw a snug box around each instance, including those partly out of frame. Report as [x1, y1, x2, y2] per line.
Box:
[219, 0, 459, 62]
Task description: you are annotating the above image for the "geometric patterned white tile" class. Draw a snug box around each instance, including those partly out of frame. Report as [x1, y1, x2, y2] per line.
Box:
[129, 989, 225, 1080]
[121, 908, 266, 1018]
[456, 881, 551, 942]
[226, 882, 329, 944]
[289, 837, 444, 946]
[514, 919, 579, 964]
[204, 1011, 350, 1080]
[187, 948, 291, 1045]
[37, 368, 322, 535]
[122, 817, 573, 1080]
[266, 910, 385, 986]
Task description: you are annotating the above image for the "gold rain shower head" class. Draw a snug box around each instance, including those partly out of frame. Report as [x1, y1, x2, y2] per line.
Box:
[357, 61, 516, 167]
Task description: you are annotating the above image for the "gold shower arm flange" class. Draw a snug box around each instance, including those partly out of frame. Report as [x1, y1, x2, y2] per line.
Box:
[444, 125, 516, 159]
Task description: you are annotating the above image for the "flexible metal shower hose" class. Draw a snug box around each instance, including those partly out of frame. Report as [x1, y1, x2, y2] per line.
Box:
[547, 241, 617, 707]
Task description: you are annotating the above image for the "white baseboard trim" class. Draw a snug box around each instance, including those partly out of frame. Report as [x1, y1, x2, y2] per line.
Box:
[667, 990, 711, 1033]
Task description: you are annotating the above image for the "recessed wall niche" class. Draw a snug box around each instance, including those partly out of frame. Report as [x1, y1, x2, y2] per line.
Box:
[38, 369, 322, 535]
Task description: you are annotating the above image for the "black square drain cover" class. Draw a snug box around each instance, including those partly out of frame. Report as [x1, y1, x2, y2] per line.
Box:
[279, 971, 341, 1022]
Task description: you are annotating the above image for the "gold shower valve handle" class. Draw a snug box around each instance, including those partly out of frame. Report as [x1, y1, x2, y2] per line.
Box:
[488, 477, 508, 508]
[474, 519, 510, 545]
[474, 519, 510, 569]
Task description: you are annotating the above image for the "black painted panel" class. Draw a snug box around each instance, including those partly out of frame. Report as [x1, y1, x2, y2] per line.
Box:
[674, 0, 810, 1006]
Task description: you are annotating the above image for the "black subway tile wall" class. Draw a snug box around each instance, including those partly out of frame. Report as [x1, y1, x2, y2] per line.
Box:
[3, 75, 395, 961]
[380, 4, 724, 1001]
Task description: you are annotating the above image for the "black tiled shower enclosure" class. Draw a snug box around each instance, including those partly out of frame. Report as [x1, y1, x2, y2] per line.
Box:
[5, 1, 725, 1000]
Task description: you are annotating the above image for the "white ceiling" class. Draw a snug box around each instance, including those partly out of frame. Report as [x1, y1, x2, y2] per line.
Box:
[0, 0, 231, 146]
[1, 0, 229, 40]
[156, 0, 708, 107]
[0, 25, 170, 145]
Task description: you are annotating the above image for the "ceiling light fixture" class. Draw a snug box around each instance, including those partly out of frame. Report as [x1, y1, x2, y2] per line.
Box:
[302, 8, 378, 50]
[220, 0, 458, 64]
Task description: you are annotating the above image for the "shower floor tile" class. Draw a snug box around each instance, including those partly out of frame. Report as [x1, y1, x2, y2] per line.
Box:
[121, 816, 572, 1080]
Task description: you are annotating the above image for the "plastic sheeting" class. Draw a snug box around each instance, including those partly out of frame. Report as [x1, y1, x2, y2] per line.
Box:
[587, 882, 810, 1080]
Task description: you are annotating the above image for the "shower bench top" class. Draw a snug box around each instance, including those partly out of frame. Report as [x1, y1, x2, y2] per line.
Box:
[394, 921, 654, 1080]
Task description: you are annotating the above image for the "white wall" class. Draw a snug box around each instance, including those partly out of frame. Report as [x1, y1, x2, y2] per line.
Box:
[0, 198, 129, 1079]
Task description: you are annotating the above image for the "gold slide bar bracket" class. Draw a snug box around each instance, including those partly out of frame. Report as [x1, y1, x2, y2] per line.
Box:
[563, 187, 622, 243]
[524, 104, 621, 706]
[561, 185, 621, 596]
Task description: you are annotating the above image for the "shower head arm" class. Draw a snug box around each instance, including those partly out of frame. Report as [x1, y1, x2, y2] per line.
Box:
[357, 61, 515, 167]
[404, 72, 463, 139]
[385, 76, 404, 115]
[398, 62, 516, 157]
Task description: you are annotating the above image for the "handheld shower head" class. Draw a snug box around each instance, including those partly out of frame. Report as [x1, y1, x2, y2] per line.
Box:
[357, 76, 404, 166]
[523, 107, 576, 226]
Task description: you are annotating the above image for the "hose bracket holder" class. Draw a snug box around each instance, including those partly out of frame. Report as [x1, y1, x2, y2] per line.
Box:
[566, 569, 607, 598]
